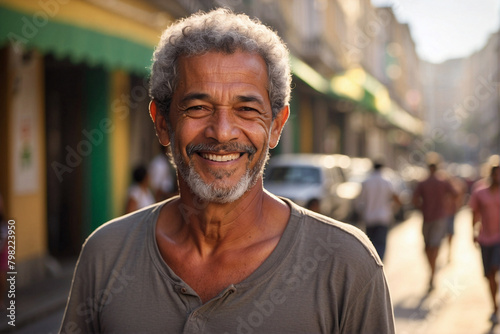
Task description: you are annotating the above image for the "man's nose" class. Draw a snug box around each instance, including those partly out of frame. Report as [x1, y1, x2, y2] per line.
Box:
[204, 110, 240, 142]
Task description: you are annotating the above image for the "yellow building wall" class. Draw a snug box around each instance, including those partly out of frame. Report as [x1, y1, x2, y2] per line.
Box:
[110, 70, 131, 218]
[0, 0, 173, 286]
[0, 0, 170, 265]
[1, 0, 171, 47]
[6, 47, 47, 262]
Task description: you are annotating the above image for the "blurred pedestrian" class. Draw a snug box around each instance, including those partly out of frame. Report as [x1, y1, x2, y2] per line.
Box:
[305, 198, 320, 213]
[443, 174, 467, 262]
[472, 154, 500, 192]
[356, 160, 400, 261]
[469, 164, 500, 324]
[412, 155, 457, 292]
[61, 8, 394, 333]
[124, 165, 155, 213]
[149, 145, 177, 201]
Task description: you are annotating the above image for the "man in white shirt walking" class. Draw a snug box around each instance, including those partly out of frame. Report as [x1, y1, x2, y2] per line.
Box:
[357, 160, 401, 261]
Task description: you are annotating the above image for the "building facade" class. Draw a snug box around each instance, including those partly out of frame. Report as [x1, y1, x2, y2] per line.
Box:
[420, 31, 499, 165]
[0, 0, 171, 285]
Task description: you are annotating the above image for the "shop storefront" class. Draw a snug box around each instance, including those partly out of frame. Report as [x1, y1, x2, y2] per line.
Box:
[0, 0, 170, 285]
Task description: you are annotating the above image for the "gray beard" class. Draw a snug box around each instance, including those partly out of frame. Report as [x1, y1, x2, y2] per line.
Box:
[170, 136, 269, 204]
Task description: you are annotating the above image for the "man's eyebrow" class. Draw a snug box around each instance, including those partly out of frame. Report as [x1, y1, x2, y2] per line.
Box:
[180, 93, 266, 107]
[180, 92, 211, 104]
[235, 95, 265, 107]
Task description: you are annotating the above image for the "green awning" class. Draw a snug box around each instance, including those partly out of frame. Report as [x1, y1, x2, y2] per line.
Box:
[0, 6, 154, 75]
[291, 55, 376, 111]
[290, 55, 423, 136]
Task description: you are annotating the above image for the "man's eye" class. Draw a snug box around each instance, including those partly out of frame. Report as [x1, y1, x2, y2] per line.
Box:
[188, 105, 206, 111]
[238, 106, 261, 113]
[184, 106, 212, 117]
[237, 107, 266, 119]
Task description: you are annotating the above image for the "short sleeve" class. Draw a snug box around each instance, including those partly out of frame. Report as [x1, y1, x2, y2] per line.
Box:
[341, 267, 395, 334]
[59, 239, 100, 334]
[468, 190, 479, 212]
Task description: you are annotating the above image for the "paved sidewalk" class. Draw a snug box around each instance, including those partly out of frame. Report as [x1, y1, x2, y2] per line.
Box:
[385, 208, 498, 334]
[0, 258, 75, 333]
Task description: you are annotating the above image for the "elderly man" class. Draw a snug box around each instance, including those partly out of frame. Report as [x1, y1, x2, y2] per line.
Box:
[60, 8, 394, 334]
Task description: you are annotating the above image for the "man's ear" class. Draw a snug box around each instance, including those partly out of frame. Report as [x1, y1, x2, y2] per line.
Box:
[149, 100, 157, 122]
[151, 101, 170, 146]
[269, 105, 289, 149]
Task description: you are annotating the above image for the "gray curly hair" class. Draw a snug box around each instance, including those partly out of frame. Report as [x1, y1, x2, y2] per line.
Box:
[149, 8, 291, 119]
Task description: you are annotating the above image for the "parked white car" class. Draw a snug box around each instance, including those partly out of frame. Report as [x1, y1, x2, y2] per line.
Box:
[264, 153, 352, 221]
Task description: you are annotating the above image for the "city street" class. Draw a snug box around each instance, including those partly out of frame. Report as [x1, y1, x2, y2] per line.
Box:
[385, 208, 497, 334]
[11, 207, 498, 334]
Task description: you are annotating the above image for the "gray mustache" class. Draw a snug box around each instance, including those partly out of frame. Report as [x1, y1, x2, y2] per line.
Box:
[186, 143, 257, 157]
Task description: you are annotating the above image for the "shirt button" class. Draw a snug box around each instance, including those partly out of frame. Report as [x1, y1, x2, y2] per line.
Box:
[180, 287, 188, 294]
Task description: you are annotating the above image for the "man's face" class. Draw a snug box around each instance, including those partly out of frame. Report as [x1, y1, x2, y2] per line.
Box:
[158, 51, 287, 203]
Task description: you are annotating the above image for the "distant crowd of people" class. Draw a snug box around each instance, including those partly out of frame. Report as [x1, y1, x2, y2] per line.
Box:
[410, 153, 500, 324]
[355, 152, 499, 325]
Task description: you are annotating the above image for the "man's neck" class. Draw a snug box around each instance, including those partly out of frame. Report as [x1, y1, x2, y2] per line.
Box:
[162, 178, 289, 258]
[186, 190, 263, 246]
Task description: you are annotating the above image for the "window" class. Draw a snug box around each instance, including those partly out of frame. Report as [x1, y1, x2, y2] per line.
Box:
[267, 166, 321, 184]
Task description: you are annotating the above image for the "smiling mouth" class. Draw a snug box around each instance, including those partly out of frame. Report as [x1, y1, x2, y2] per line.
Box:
[200, 153, 242, 162]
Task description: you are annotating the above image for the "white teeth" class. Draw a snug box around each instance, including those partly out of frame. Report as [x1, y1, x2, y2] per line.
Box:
[202, 153, 240, 162]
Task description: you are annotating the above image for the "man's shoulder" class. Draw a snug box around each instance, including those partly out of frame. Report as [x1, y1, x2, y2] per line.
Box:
[419, 176, 432, 185]
[473, 186, 497, 200]
[419, 175, 444, 187]
[470, 187, 483, 198]
[287, 200, 383, 267]
[83, 202, 162, 251]
[364, 173, 390, 185]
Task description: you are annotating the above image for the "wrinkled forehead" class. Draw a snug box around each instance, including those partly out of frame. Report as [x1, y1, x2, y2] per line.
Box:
[175, 51, 269, 91]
